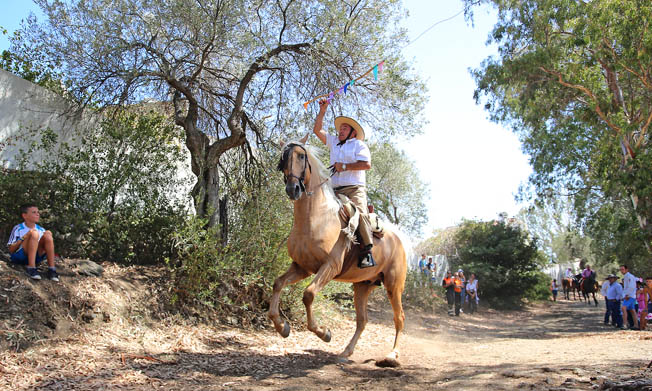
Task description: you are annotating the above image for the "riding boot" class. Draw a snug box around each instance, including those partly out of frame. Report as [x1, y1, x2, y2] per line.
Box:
[358, 244, 376, 268]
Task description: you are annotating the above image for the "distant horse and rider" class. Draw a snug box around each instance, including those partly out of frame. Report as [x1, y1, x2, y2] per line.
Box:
[269, 139, 407, 366]
[561, 268, 599, 306]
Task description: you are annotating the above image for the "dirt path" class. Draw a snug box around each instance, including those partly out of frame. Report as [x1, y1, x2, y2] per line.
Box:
[5, 291, 651, 390]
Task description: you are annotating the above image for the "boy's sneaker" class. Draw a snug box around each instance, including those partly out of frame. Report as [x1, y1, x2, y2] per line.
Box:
[26, 267, 42, 280]
[47, 269, 60, 282]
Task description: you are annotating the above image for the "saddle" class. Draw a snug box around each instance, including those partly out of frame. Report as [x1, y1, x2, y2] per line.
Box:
[337, 194, 384, 246]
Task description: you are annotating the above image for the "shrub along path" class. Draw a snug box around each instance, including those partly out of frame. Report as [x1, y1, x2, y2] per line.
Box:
[1, 259, 650, 390]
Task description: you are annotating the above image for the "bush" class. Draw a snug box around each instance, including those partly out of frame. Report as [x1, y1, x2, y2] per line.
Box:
[402, 270, 445, 312]
[0, 112, 190, 263]
[452, 219, 543, 309]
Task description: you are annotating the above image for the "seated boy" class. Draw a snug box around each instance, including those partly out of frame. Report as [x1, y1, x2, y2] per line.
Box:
[6, 204, 59, 281]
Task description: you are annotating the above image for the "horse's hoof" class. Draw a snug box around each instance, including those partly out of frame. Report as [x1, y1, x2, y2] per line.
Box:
[321, 329, 331, 343]
[336, 356, 353, 364]
[375, 357, 400, 368]
[281, 321, 290, 338]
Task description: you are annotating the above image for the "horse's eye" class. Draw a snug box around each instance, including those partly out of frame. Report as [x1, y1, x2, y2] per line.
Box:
[298, 154, 305, 160]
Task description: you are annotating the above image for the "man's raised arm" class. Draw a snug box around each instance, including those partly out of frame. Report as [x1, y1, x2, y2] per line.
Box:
[313, 99, 328, 145]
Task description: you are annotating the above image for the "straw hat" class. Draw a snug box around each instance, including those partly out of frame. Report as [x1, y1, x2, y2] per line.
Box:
[334, 116, 365, 140]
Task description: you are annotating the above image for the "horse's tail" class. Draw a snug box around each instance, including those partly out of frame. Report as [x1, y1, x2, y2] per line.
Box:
[382, 222, 410, 267]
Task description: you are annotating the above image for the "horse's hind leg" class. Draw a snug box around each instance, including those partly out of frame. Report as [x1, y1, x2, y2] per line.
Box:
[340, 282, 377, 358]
[383, 280, 405, 362]
[593, 293, 598, 307]
[268, 262, 310, 338]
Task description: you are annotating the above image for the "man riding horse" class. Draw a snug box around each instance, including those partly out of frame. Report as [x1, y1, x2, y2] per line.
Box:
[313, 98, 375, 268]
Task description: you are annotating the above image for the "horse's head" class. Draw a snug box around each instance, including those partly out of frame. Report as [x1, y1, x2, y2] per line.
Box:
[277, 142, 312, 201]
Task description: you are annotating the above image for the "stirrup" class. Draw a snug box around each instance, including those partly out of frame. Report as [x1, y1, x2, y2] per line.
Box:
[358, 250, 376, 269]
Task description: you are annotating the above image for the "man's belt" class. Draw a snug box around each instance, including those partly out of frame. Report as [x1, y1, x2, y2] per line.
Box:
[334, 185, 365, 191]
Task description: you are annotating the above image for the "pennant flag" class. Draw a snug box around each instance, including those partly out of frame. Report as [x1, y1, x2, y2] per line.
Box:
[300, 60, 385, 108]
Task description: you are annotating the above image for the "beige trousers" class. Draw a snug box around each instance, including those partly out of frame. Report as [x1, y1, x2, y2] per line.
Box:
[335, 185, 373, 247]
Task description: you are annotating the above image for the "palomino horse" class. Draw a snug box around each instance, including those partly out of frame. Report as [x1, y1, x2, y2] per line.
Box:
[268, 141, 407, 365]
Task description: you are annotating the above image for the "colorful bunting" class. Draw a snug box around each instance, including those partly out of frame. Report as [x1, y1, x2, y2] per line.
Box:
[302, 60, 385, 110]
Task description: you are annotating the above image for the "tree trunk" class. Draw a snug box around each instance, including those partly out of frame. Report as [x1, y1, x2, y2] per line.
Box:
[191, 163, 220, 228]
[219, 196, 228, 245]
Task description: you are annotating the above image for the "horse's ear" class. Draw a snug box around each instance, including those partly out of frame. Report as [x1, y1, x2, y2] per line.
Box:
[299, 133, 309, 145]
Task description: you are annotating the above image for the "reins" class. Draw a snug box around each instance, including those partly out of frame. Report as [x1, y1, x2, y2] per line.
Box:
[282, 143, 329, 197]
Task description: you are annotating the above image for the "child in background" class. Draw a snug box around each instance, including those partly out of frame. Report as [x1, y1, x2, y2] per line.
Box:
[636, 280, 649, 330]
[551, 279, 559, 302]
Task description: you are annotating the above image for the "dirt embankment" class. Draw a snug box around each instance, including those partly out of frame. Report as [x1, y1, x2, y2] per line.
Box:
[1, 259, 651, 390]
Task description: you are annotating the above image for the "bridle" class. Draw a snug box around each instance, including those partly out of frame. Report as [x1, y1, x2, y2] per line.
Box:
[282, 143, 329, 197]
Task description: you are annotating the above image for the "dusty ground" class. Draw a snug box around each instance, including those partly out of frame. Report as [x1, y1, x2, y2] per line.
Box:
[1, 259, 651, 390]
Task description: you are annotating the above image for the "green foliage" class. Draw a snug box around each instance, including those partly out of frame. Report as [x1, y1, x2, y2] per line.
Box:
[401, 270, 445, 312]
[464, 0, 652, 265]
[367, 142, 429, 237]
[0, 111, 189, 263]
[452, 219, 543, 308]
[517, 197, 595, 265]
[167, 149, 301, 318]
[13, 0, 428, 226]
[525, 271, 555, 303]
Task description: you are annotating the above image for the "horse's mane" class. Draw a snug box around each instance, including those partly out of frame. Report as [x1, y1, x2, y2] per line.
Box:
[278, 141, 338, 209]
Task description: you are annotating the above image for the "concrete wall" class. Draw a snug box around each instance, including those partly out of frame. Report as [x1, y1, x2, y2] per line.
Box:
[0, 69, 195, 208]
[0, 69, 100, 168]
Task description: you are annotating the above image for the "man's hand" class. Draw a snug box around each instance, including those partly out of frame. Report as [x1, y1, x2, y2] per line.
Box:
[334, 162, 346, 172]
[318, 98, 329, 114]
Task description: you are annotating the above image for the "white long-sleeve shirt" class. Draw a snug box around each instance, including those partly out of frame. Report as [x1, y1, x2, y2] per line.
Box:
[622, 272, 637, 299]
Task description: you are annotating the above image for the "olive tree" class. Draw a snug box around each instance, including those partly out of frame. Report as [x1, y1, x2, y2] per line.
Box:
[11, 0, 426, 228]
[464, 0, 652, 258]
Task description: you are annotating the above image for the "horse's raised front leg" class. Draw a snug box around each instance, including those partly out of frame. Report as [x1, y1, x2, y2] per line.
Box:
[340, 281, 377, 358]
[303, 262, 340, 343]
[268, 262, 310, 338]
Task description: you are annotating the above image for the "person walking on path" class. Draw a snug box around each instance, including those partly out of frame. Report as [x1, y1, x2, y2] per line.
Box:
[466, 273, 479, 314]
[620, 265, 639, 330]
[636, 280, 648, 330]
[453, 272, 464, 316]
[442, 271, 455, 316]
[606, 274, 624, 329]
[551, 279, 559, 302]
[600, 276, 613, 325]
[458, 269, 466, 311]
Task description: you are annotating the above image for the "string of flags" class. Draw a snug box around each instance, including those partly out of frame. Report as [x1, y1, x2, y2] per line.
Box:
[302, 60, 385, 110]
[300, 5, 469, 110]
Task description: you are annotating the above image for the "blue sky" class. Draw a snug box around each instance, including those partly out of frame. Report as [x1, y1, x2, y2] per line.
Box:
[0, 0, 532, 238]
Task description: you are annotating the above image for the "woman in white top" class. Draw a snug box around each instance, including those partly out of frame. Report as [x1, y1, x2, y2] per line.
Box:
[466, 273, 479, 314]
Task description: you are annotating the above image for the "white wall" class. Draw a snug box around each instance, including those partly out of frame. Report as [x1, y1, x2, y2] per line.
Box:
[0, 69, 100, 168]
[0, 69, 195, 208]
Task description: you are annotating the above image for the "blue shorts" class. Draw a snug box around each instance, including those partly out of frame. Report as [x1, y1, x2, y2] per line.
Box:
[622, 297, 637, 311]
[10, 248, 46, 265]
